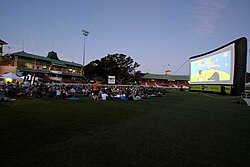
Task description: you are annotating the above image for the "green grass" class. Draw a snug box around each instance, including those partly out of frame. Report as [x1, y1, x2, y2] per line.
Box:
[1, 91, 250, 166]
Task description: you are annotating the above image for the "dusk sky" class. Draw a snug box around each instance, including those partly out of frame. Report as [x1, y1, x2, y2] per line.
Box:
[1, 0, 249, 75]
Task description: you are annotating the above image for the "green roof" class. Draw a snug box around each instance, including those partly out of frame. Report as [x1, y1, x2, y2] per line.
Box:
[60, 60, 82, 68]
[12, 51, 50, 62]
[0, 39, 8, 45]
[62, 72, 85, 78]
[47, 51, 59, 60]
[11, 51, 83, 68]
[142, 73, 189, 81]
[51, 59, 66, 67]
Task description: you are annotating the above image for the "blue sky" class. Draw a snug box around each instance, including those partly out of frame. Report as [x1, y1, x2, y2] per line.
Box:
[1, 0, 249, 75]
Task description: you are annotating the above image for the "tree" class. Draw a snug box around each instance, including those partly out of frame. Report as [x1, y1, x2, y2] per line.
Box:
[83, 59, 100, 79]
[84, 53, 141, 84]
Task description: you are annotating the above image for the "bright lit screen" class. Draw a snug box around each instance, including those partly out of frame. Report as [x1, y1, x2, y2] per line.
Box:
[190, 43, 235, 85]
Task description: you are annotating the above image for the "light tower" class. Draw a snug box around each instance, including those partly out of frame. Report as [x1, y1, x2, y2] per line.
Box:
[82, 29, 89, 66]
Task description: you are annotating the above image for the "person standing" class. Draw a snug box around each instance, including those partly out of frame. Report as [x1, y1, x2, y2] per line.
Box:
[92, 82, 100, 96]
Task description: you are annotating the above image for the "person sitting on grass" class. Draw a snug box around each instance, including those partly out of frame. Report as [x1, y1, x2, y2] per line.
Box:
[25, 86, 32, 96]
[47, 86, 53, 98]
[56, 87, 61, 98]
[134, 93, 141, 101]
[61, 88, 67, 99]
[101, 91, 109, 101]
[91, 92, 99, 100]
[120, 92, 126, 100]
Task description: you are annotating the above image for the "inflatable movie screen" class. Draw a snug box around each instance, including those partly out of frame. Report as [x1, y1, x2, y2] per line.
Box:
[190, 43, 234, 85]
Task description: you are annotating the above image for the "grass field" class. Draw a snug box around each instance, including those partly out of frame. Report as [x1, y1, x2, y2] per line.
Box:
[1, 91, 250, 166]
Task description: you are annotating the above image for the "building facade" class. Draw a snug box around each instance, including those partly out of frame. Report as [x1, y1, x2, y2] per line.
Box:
[0, 39, 8, 56]
[1, 50, 85, 83]
[141, 70, 189, 87]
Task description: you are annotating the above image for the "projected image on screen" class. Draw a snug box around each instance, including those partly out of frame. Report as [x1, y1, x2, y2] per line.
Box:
[190, 44, 235, 85]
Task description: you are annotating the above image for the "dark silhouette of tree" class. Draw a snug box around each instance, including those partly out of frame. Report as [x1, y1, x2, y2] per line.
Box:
[84, 53, 141, 84]
[83, 59, 100, 79]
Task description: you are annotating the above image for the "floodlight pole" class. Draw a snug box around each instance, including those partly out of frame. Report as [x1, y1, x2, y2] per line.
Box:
[82, 29, 89, 66]
[8, 46, 10, 56]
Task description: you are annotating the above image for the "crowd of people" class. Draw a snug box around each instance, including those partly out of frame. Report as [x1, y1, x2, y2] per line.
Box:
[89, 83, 169, 101]
[0, 81, 169, 101]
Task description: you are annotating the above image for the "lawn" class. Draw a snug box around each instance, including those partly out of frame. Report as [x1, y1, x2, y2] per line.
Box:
[1, 91, 250, 166]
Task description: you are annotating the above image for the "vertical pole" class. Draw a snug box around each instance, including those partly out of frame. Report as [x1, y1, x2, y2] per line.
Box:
[82, 29, 89, 77]
[83, 35, 86, 66]
[22, 40, 24, 51]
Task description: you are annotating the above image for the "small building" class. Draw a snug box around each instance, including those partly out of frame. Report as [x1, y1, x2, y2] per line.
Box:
[0, 39, 8, 56]
[141, 71, 189, 87]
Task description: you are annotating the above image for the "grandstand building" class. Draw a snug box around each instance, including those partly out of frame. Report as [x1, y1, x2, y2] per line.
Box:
[0, 50, 85, 83]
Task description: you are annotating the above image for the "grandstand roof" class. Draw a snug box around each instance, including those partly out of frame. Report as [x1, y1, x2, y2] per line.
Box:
[11, 51, 83, 68]
[142, 73, 189, 81]
[0, 39, 8, 45]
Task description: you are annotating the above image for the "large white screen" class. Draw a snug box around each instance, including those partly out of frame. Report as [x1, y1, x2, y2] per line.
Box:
[190, 43, 235, 85]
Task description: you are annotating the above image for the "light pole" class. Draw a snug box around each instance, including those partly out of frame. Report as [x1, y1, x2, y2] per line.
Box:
[8, 46, 10, 56]
[82, 29, 89, 66]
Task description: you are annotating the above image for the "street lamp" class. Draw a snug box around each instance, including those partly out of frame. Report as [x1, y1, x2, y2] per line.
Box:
[82, 29, 89, 66]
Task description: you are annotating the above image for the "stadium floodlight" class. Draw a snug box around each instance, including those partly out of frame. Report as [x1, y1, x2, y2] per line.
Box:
[82, 29, 89, 36]
[82, 29, 89, 66]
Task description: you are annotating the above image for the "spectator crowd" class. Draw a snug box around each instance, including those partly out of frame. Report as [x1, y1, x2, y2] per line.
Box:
[0, 82, 169, 101]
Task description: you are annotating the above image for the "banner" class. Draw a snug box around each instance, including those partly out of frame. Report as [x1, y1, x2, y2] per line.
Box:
[108, 76, 115, 84]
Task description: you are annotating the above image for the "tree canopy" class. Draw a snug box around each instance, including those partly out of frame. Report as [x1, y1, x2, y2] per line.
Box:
[84, 53, 142, 84]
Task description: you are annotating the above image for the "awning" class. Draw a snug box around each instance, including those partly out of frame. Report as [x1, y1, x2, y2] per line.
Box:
[61, 79, 86, 83]
[17, 67, 52, 74]
[38, 77, 61, 83]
